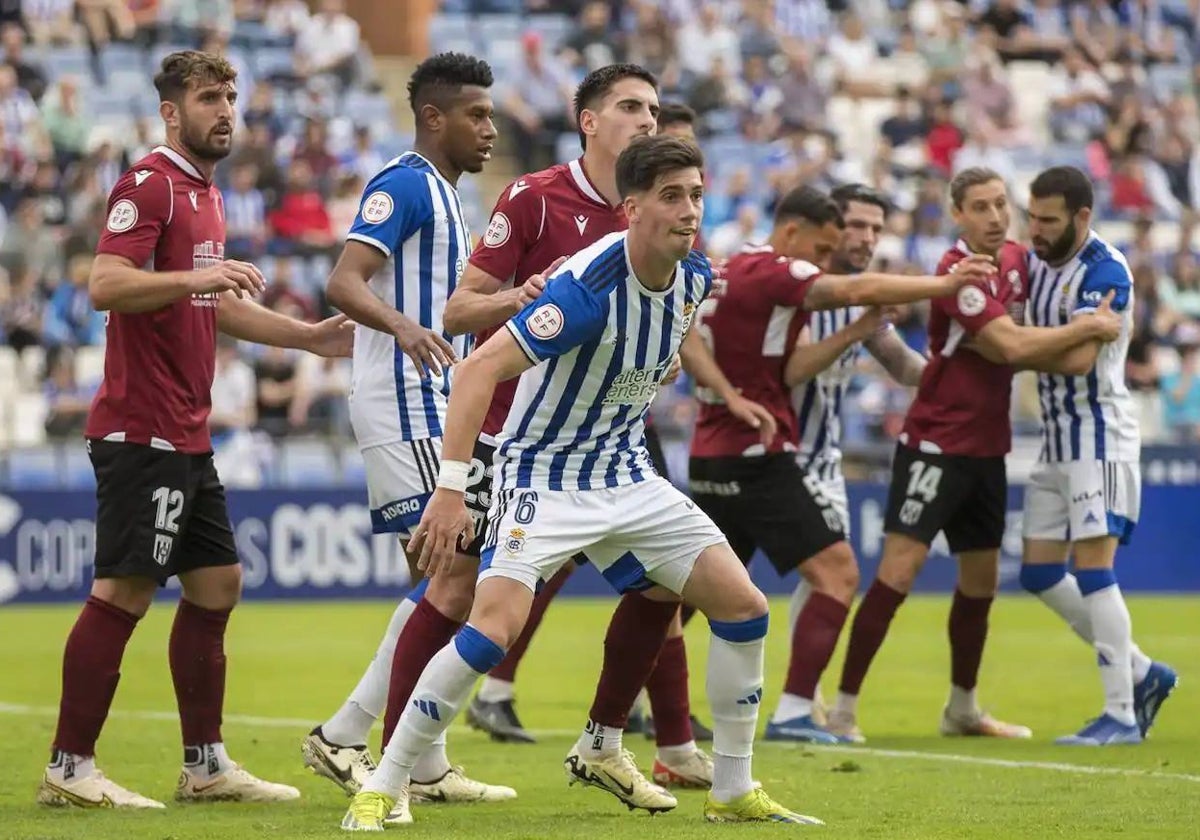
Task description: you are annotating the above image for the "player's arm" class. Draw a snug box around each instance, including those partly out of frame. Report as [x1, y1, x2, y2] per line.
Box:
[803, 256, 996, 310]
[217, 293, 353, 357]
[783, 310, 884, 387]
[680, 329, 777, 443]
[967, 292, 1120, 369]
[863, 324, 926, 386]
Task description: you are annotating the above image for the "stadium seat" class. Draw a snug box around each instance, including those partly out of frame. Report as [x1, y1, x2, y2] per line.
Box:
[252, 47, 296, 81]
[7, 446, 62, 489]
[340, 446, 367, 486]
[45, 46, 92, 79]
[524, 14, 573, 48]
[74, 346, 106, 388]
[16, 345, 45, 390]
[12, 394, 48, 447]
[278, 439, 340, 487]
[0, 346, 18, 394]
[61, 445, 96, 489]
[428, 14, 476, 55]
[98, 43, 144, 79]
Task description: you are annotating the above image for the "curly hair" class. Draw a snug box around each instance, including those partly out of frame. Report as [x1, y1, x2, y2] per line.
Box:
[153, 50, 237, 103]
[407, 51, 493, 113]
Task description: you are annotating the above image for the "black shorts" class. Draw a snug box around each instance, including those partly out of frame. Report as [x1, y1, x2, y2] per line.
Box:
[689, 453, 846, 576]
[90, 439, 239, 585]
[883, 444, 1006, 554]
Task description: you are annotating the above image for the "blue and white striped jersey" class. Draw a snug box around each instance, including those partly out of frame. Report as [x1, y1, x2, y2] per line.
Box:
[793, 306, 865, 481]
[497, 232, 712, 492]
[1028, 232, 1140, 463]
[345, 152, 472, 448]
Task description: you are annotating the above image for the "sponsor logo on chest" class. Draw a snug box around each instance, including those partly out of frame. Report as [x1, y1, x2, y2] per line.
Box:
[603, 366, 664, 406]
[191, 240, 225, 307]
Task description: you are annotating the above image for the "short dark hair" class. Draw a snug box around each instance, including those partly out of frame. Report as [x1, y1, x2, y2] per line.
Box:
[615, 135, 703, 198]
[949, 166, 1005, 209]
[1030, 165, 1095, 214]
[774, 185, 844, 229]
[407, 52, 493, 114]
[573, 63, 658, 150]
[657, 101, 696, 130]
[154, 50, 237, 103]
[830, 183, 890, 218]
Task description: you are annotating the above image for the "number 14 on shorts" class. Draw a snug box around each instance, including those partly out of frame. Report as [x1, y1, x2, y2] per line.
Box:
[900, 461, 943, 526]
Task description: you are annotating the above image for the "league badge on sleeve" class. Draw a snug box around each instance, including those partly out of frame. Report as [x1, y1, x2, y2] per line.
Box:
[528, 304, 564, 340]
[361, 191, 394, 224]
[106, 199, 138, 233]
[956, 285, 986, 317]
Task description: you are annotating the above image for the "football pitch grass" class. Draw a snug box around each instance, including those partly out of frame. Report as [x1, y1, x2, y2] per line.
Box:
[1, 595, 1196, 839]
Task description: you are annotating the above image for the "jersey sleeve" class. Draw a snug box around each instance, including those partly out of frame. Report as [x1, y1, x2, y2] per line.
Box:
[504, 272, 608, 364]
[1075, 259, 1132, 314]
[762, 257, 822, 308]
[468, 178, 545, 281]
[346, 166, 433, 257]
[95, 169, 173, 266]
[934, 282, 1008, 334]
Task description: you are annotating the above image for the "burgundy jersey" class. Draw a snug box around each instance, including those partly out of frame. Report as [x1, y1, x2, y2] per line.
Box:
[690, 244, 822, 457]
[469, 158, 627, 438]
[86, 146, 227, 453]
[900, 239, 1029, 458]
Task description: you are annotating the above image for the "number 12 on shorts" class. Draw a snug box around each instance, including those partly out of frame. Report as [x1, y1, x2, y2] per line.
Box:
[151, 485, 184, 566]
[900, 461, 942, 525]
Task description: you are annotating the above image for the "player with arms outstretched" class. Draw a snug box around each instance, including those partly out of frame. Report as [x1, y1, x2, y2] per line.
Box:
[38, 50, 352, 810]
[832, 168, 1123, 741]
[1011, 166, 1177, 745]
[342, 134, 821, 831]
[687, 185, 981, 744]
[299, 53, 513, 813]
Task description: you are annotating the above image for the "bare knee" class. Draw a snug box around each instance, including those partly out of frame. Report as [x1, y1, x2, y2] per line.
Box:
[424, 556, 479, 622]
[877, 533, 928, 594]
[91, 576, 158, 617]
[179, 564, 242, 611]
[467, 577, 535, 650]
[802, 541, 860, 605]
[640, 584, 682, 604]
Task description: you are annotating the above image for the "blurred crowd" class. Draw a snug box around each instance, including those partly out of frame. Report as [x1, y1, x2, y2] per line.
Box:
[3, 0, 1200, 473]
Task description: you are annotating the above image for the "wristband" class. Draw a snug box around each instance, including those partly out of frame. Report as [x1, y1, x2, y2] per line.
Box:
[436, 460, 470, 493]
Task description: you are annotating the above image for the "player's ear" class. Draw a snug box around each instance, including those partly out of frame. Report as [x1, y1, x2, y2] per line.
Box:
[159, 98, 180, 130]
[1075, 205, 1092, 230]
[418, 103, 443, 133]
[578, 108, 597, 143]
[623, 194, 639, 224]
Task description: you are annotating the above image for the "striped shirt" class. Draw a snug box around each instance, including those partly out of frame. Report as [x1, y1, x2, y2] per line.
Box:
[498, 232, 711, 491]
[794, 306, 864, 481]
[1028, 232, 1140, 463]
[345, 151, 472, 448]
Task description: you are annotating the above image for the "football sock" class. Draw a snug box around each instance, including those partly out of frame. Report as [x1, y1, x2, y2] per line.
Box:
[838, 580, 906, 696]
[948, 588, 992, 696]
[381, 597, 461, 747]
[656, 740, 698, 766]
[170, 599, 231, 747]
[47, 749, 96, 784]
[410, 732, 451, 784]
[1078, 569, 1136, 726]
[476, 676, 515, 704]
[578, 720, 623, 758]
[487, 564, 572, 683]
[707, 615, 767, 803]
[775, 591, 848, 723]
[645, 634, 694, 747]
[182, 742, 236, 780]
[787, 579, 812, 634]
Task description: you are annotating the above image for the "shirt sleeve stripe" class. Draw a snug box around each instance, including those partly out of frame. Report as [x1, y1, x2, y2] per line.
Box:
[505, 320, 541, 364]
[346, 232, 392, 257]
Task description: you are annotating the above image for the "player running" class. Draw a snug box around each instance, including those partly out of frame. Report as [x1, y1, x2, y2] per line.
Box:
[1010, 166, 1177, 745]
[686, 184, 991, 745]
[342, 134, 821, 831]
[300, 53, 514, 807]
[832, 168, 1124, 742]
[38, 50, 352, 810]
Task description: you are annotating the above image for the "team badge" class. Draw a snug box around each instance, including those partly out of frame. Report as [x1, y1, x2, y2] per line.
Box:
[152, 533, 174, 566]
[504, 528, 526, 555]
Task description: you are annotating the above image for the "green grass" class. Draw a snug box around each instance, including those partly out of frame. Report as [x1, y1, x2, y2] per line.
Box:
[0, 595, 1196, 839]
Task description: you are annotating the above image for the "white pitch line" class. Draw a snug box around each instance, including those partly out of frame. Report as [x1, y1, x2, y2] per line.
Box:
[4, 702, 1197, 785]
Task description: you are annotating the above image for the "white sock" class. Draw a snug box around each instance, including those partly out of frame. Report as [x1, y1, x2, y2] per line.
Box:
[656, 740, 697, 766]
[323, 597, 419, 746]
[834, 691, 859, 717]
[48, 750, 95, 784]
[771, 692, 814, 723]
[947, 685, 977, 718]
[476, 676, 514, 704]
[1084, 583, 1136, 726]
[788, 579, 812, 636]
[706, 628, 764, 802]
[411, 732, 451, 783]
[579, 720, 623, 758]
[183, 742, 236, 779]
[1035, 573, 1153, 684]
[363, 639, 486, 797]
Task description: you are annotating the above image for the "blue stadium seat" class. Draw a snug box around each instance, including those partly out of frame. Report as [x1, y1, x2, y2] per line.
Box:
[61, 446, 96, 490]
[340, 447, 367, 486]
[524, 14, 573, 48]
[8, 447, 62, 490]
[278, 439, 339, 488]
[45, 46, 92, 79]
[98, 43, 144, 79]
[428, 14, 476, 54]
[253, 47, 296, 80]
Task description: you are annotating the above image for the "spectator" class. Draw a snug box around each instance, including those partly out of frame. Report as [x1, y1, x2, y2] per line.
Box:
[268, 159, 335, 256]
[736, 0, 782, 61]
[1025, 0, 1071, 60]
[41, 76, 90, 169]
[242, 81, 287, 139]
[826, 11, 884, 96]
[1, 263, 43, 354]
[230, 120, 285, 199]
[291, 118, 338, 190]
[339, 124, 386, 183]
[1152, 132, 1199, 217]
[1161, 344, 1200, 442]
[775, 45, 829, 134]
[225, 162, 268, 260]
[327, 172, 363, 242]
[63, 199, 106, 262]
[76, 0, 135, 50]
[1071, 0, 1123, 65]
[289, 353, 351, 434]
[23, 0, 79, 46]
[501, 31, 574, 174]
[962, 57, 1028, 147]
[43, 254, 104, 347]
[0, 197, 59, 278]
[163, 0, 235, 40]
[0, 64, 41, 147]
[707, 202, 763, 259]
[295, 0, 361, 90]
[924, 99, 963, 175]
[263, 0, 311, 39]
[24, 159, 68, 226]
[738, 54, 781, 139]
[1126, 0, 1178, 65]
[2, 23, 48, 102]
[880, 87, 928, 151]
[952, 125, 1016, 186]
[922, 6, 971, 94]
[210, 335, 257, 439]
[677, 3, 740, 80]
[262, 256, 316, 321]
[1161, 251, 1200, 320]
[889, 25, 930, 92]
[626, 2, 680, 88]
[43, 346, 96, 438]
[560, 1, 625, 74]
[1047, 46, 1110, 143]
[1127, 263, 1166, 391]
[254, 343, 300, 438]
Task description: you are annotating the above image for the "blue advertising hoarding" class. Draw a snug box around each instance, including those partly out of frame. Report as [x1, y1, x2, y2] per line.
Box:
[1, 482, 1197, 605]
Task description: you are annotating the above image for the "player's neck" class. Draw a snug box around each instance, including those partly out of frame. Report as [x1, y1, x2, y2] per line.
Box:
[164, 138, 215, 182]
[580, 151, 620, 207]
[625, 235, 676, 291]
[413, 140, 462, 185]
[963, 238, 1000, 260]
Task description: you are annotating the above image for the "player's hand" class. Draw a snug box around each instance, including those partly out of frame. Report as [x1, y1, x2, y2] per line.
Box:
[409, 489, 475, 578]
[727, 392, 778, 447]
[392, 316, 458, 377]
[306, 313, 355, 357]
[517, 256, 567, 308]
[192, 260, 267, 298]
[852, 306, 895, 339]
[661, 353, 683, 386]
[946, 254, 997, 287]
[1090, 290, 1122, 342]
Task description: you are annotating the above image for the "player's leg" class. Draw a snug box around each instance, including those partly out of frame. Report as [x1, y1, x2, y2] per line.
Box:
[172, 455, 299, 803]
[39, 441, 178, 809]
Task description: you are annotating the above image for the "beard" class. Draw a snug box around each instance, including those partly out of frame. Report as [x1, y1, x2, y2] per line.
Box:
[1034, 220, 1077, 264]
[180, 118, 233, 162]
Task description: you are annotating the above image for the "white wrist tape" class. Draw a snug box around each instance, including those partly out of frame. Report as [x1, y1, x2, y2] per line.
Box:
[436, 460, 471, 493]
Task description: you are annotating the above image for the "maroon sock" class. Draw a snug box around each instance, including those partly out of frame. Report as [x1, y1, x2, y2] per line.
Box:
[169, 599, 232, 747]
[679, 604, 697, 626]
[487, 563, 573, 683]
[381, 598, 461, 747]
[948, 589, 993, 691]
[53, 596, 140, 757]
[784, 591, 849, 701]
[588, 593, 677, 729]
[838, 580, 906, 696]
[646, 635, 693, 747]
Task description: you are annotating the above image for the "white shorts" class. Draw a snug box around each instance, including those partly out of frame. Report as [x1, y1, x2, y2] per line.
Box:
[1022, 461, 1141, 545]
[478, 477, 728, 595]
[810, 471, 850, 537]
[362, 438, 442, 538]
